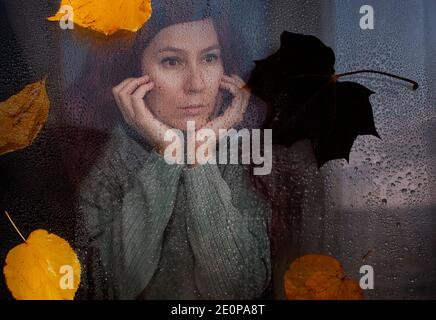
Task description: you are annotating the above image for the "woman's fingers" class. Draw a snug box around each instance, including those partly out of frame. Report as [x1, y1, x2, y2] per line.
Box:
[221, 74, 250, 97]
[130, 82, 172, 147]
[131, 80, 154, 100]
[113, 76, 150, 124]
[120, 75, 149, 95]
[219, 80, 240, 96]
[222, 74, 241, 83]
[114, 81, 136, 124]
[209, 74, 250, 131]
[113, 75, 149, 105]
[112, 76, 183, 155]
[220, 75, 248, 111]
[113, 77, 135, 95]
[130, 81, 155, 120]
[229, 74, 251, 111]
[229, 74, 251, 97]
[112, 78, 133, 108]
[229, 74, 245, 88]
[113, 77, 142, 106]
[119, 77, 148, 107]
[221, 74, 243, 87]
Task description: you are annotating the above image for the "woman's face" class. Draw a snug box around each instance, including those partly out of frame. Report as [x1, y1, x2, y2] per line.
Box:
[141, 18, 224, 130]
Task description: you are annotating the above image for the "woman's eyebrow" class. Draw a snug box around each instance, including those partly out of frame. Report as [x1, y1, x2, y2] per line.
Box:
[158, 46, 185, 54]
[158, 44, 220, 54]
[200, 44, 221, 53]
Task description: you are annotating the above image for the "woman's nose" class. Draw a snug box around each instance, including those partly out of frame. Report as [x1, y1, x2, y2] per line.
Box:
[185, 65, 206, 94]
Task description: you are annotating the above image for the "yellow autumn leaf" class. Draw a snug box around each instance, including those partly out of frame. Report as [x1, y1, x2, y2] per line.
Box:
[284, 254, 363, 300]
[3, 217, 81, 300]
[47, 0, 153, 36]
[0, 78, 50, 156]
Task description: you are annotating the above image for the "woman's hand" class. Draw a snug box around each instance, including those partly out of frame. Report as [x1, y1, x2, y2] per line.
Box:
[188, 74, 251, 166]
[112, 74, 250, 166]
[112, 75, 183, 158]
[206, 74, 251, 132]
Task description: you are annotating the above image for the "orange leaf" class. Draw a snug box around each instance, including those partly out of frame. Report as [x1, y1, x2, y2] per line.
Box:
[47, 0, 153, 36]
[0, 78, 50, 156]
[3, 229, 81, 300]
[284, 254, 363, 300]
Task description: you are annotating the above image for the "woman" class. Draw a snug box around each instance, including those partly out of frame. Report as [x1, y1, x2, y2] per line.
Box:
[74, 2, 272, 300]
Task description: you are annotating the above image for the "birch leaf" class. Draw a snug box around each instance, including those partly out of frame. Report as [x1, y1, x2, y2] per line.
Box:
[284, 254, 363, 300]
[3, 229, 81, 300]
[0, 78, 50, 156]
[47, 0, 153, 36]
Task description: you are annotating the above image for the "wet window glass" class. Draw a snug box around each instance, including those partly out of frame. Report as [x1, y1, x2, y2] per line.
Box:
[0, 0, 435, 300]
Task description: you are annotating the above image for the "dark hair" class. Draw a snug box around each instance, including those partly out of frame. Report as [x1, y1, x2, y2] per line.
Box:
[131, 1, 239, 78]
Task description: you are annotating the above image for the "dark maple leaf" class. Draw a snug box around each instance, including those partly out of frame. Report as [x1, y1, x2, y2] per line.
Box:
[247, 31, 418, 169]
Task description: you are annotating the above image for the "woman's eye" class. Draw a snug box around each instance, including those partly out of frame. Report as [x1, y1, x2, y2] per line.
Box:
[161, 57, 182, 67]
[203, 53, 219, 63]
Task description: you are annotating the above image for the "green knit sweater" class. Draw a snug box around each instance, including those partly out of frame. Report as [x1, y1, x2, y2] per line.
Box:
[75, 124, 272, 300]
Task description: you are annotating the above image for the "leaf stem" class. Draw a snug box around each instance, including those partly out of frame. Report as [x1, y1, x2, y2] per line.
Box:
[4, 211, 27, 243]
[335, 70, 419, 90]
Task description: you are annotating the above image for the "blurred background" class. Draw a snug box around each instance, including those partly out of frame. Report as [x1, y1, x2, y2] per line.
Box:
[0, 0, 435, 299]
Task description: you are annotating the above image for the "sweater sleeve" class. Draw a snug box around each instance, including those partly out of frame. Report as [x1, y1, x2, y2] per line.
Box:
[74, 154, 120, 300]
[182, 163, 272, 299]
[75, 134, 183, 299]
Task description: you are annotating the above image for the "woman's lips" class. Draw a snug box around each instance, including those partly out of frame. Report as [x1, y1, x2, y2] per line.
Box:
[178, 104, 207, 116]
